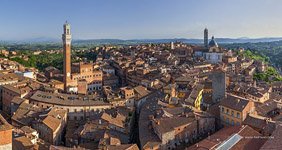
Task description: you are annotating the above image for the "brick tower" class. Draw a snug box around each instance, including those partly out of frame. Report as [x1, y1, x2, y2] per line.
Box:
[62, 21, 72, 90]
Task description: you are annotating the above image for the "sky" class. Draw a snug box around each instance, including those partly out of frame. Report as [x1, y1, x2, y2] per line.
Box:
[0, 0, 282, 40]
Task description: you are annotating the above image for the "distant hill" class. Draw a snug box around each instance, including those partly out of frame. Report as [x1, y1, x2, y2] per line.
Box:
[73, 37, 282, 45]
[1, 37, 282, 45]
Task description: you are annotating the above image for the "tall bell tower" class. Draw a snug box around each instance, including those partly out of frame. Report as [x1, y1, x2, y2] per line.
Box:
[62, 21, 72, 90]
[204, 28, 208, 48]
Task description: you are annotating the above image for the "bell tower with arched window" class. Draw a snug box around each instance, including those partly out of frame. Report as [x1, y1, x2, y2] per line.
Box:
[62, 21, 72, 90]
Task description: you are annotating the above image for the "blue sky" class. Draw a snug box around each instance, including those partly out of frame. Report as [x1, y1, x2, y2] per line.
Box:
[0, 0, 282, 40]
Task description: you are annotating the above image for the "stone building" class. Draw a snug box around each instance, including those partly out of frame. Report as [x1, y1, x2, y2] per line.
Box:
[61, 23, 104, 93]
[210, 70, 226, 103]
[1, 80, 40, 114]
[203, 36, 223, 64]
[220, 94, 255, 126]
[29, 90, 112, 121]
[32, 108, 67, 145]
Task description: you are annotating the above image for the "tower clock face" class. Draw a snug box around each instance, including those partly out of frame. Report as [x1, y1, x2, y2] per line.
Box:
[67, 73, 71, 77]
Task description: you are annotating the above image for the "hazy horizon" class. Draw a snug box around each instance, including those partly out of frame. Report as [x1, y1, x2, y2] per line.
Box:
[1, 0, 282, 40]
[2, 36, 282, 42]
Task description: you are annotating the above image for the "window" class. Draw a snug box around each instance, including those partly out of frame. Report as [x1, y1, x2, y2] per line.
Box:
[226, 109, 229, 115]
[221, 107, 225, 112]
[231, 111, 234, 117]
[237, 112, 240, 118]
[231, 120, 234, 126]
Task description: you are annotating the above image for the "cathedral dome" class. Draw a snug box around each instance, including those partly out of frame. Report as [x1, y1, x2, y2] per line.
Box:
[209, 36, 218, 47]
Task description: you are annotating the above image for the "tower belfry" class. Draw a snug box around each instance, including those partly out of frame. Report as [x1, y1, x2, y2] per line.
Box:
[62, 21, 72, 90]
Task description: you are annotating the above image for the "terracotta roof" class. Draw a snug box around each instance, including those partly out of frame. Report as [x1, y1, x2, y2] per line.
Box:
[153, 117, 195, 134]
[106, 144, 139, 150]
[30, 90, 111, 107]
[0, 114, 13, 131]
[162, 107, 189, 116]
[231, 125, 267, 150]
[143, 142, 161, 150]
[12, 97, 28, 105]
[187, 125, 266, 150]
[256, 100, 278, 117]
[43, 115, 61, 132]
[47, 108, 67, 119]
[272, 81, 282, 87]
[220, 94, 250, 111]
[20, 126, 36, 134]
[138, 92, 163, 148]
[42, 108, 66, 133]
[187, 126, 241, 150]
[243, 114, 276, 135]
[0, 73, 24, 82]
[13, 136, 34, 149]
[260, 124, 282, 150]
[134, 85, 150, 98]
[101, 112, 126, 129]
[11, 102, 44, 126]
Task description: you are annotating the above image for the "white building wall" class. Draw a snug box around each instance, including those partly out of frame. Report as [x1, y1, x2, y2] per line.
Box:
[205, 53, 223, 64]
[0, 143, 12, 150]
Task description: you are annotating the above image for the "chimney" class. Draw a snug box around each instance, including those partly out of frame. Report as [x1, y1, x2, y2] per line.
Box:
[265, 118, 271, 124]
[148, 115, 154, 120]
[156, 120, 160, 125]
